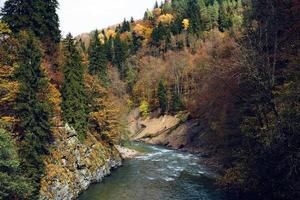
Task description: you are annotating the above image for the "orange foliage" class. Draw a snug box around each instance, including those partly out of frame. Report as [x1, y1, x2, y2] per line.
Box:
[153, 8, 162, 17]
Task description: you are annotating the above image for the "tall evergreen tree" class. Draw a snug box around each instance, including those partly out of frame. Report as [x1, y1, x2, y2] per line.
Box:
[154, 1, 159, 9]
[186, 0, 202, 35]
[15, 32, 52, 198]
[88, 30, 108, 83]
[158, 79, 168, 114]
[1, 0, 60, 43]
[114, 33, 128, 79]
[120, 19, 131, 33]
[0, 126, 34, 199]
[61, 34, 88, 141]
[171, 86, 183, 113]
[105, 37, 114, 62]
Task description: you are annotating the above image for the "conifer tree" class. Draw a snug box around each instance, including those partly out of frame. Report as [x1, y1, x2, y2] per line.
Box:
[171, 87, 183, 113]
[0, 126, 34, 199]
[61, 34, 88, 141]
[105, 37, 114, 62]
[88, 30, 108, 83]
[114, 33, 127, 79]
[1, 0, 61, 43]
[120, 19, 131, 33]
[186, 0, 202, 35]
[154, 1, 159, 9]
[15, 32, 52, 198]
[158, 79, 168, 114]
[218, 1, 233, 31]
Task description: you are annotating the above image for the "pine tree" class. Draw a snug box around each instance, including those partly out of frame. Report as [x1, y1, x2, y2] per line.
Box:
[114, 33, 127, 79]
[88, 30, 108, 83]
[131, 32, 143, 53]
[218, 0, 233, 31]
[210, 0, 220, 28]
[15, 32, 52, 198]
[120, 19, 131, 33]
[171, 87, 183, 113]
[0, 126, 34, 199]
[61, 34, 88, 141]
[186, 0, 202, 35]
[1, 0, 61, 43]
[154, 1, 159, 9]
[158, 79, 168, 114]
[105, 37, 114, 62]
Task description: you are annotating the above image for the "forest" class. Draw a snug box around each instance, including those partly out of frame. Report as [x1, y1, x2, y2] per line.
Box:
[0, 0, 299, 199]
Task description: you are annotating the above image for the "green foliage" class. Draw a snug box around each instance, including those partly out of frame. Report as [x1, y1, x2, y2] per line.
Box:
[88, 30, 108, 83]
[15, 32, 52, 198]
[158, 79, 168, 114]
[62, 34, 88, 141]
[151, 23, 172, 52]
[1, 0, 61, 43]
[186, 0, 202, 35]
[114, 33, 128, 79]
[0, 21, 11, 35]
[120, 19, 131, 33]
[171, 87, 183, 113]
[0, 126, 34, 199]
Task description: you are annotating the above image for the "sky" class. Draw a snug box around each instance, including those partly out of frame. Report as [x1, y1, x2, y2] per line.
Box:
[0, 0, 158, 36]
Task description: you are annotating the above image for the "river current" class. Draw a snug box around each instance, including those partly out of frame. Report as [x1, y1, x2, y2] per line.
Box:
[78, 142, 233, 200]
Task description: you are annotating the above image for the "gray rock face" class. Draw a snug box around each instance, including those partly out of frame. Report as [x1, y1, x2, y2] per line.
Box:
[39, 124, 122, 200]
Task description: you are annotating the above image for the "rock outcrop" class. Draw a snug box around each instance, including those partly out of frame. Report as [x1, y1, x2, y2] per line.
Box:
[39, 124, 122, 200]
[129, 110, 203, 152]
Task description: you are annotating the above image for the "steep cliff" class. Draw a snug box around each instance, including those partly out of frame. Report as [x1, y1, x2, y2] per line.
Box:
[39, 124, 122, 200]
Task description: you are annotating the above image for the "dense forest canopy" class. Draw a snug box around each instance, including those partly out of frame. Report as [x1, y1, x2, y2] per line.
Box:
[0, 0, 299, 199]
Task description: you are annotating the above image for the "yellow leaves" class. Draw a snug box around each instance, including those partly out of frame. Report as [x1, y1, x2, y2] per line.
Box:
[158, 14, 174, 25]
[133, 24, 146, 36]
[47, 83, 62, 115]
[0, 66, 19, 107]
[133, 23, 153, 39]
[139, 100, 150, 117]
[182, 19, 190, 30]
[98, 32, 105, 44]
[1, 116, 17, 124]
[0, 21, 11, 35]
[106, 29, 116, 39]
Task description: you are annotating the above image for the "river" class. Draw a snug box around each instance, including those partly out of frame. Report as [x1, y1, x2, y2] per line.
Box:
[78, 142, 233, 200]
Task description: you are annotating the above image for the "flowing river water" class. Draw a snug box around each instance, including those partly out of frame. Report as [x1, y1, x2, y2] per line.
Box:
[78, 142, 233, 200]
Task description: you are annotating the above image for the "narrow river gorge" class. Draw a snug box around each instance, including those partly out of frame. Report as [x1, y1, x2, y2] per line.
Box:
[78, 143, 233, 200]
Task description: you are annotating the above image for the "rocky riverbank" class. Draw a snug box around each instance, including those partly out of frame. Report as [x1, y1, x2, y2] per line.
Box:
[128, 109, 224, 172]
[39, 124, 122, 200]
[115, 145, 142, 159]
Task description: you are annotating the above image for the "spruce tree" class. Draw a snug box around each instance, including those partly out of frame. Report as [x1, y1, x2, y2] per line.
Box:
[105, 37, 114, 62]
[88, 30, 108, 83]
[154, 1, 159, 9]
[171, 87, 183, 113]
[158, 79, 168, 114]
[1, 0, 61, 43]
[0, 126, 34, 199]
[15, 32, 52, 198]
[120, 19, 130, 33]
[114, 33, 127, 79]
[61, 34, 88, 141]
[186, 0, 202, 35]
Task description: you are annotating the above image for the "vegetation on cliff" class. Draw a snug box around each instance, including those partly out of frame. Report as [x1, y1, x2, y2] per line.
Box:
[0, 0, 299, 199]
